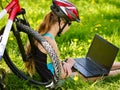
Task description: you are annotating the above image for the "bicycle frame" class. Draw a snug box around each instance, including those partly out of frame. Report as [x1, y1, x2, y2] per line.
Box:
[0, 0, 21, 60]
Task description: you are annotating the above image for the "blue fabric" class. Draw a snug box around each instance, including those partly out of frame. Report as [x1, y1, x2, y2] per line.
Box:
[43, 33, 54, 40]
[43, 33, 55, 74]
[47, 63, 54, 75]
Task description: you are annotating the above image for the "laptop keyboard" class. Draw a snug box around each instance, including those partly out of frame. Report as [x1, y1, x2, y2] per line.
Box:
[75, 58, 107, 76]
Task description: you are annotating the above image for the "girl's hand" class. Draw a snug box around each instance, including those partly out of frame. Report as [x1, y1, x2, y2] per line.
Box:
[61, 58, 76, 79]
[62, 62, 72, 77]
[66, 58, 75, 68]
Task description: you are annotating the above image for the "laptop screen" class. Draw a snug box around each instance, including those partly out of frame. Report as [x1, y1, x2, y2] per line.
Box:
[86, 34, 119, 71]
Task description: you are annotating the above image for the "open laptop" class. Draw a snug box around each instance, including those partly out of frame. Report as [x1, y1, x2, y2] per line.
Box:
[73, 34, 119, 78]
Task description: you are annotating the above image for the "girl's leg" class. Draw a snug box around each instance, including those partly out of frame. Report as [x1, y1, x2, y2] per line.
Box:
[108, 62, 120, 76]
[111, 62, 120, 70]
[109, 69, 120, 76]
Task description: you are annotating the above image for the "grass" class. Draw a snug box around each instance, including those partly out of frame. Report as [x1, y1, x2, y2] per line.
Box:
[0, 0, 120, 89]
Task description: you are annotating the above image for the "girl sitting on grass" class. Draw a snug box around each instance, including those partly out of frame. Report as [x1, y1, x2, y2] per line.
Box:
[25, 0, 120, 83]
[25, 0, 80, 82]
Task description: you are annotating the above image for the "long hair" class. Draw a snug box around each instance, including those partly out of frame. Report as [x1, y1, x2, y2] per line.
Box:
[25, 12, 58, 77]
[38, 11, 58, 35]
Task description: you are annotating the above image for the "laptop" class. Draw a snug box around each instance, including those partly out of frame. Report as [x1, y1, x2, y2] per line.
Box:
[73, 34, 119, 78]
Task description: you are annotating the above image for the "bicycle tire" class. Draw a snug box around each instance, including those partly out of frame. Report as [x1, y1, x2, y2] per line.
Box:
[3, 22, 61, 88]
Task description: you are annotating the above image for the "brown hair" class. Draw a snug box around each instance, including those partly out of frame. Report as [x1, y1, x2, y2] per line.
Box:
[24, 12, 58, 77]
[38, 11, 58, 35]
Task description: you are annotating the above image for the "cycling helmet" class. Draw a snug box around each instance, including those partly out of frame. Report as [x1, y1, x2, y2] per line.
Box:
[51, 0, 80, 22]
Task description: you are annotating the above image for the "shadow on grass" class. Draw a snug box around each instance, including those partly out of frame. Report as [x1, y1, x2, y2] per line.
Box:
[103, 12, 120, 20]
[5, 73, 46, 90]
[103, 74, 120, 83]
[3, 71, 120, 90]
[108, 0, 120, 8]
[56, 74, 120, 90]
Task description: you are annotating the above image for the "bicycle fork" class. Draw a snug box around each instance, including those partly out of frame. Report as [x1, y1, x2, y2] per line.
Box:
[12, 22, 27, 62]
[0, 20, 13, 60]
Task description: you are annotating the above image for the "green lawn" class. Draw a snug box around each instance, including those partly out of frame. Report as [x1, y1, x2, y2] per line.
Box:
[0, 0, 120, 89]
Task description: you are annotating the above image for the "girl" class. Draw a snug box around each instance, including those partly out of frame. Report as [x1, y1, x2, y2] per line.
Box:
[25, 0, 80, 82]
[25, 0, 120, 83]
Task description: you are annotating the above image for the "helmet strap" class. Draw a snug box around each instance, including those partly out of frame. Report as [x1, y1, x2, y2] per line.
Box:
[57, 17, 68, 36]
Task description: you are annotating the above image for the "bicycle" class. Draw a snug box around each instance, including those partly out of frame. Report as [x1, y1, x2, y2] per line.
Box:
[0, 0, 61, 89]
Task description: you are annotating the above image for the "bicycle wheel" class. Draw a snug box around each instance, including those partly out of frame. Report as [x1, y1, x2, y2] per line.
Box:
[3, 22, 61, 88]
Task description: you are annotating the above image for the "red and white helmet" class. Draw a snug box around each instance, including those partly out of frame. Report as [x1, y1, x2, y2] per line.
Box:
[51, 0, 80, 22]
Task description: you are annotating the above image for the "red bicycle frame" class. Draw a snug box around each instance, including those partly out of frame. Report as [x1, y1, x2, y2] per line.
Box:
[0, 0, 21, 60]
[0, 0, 21, 20]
